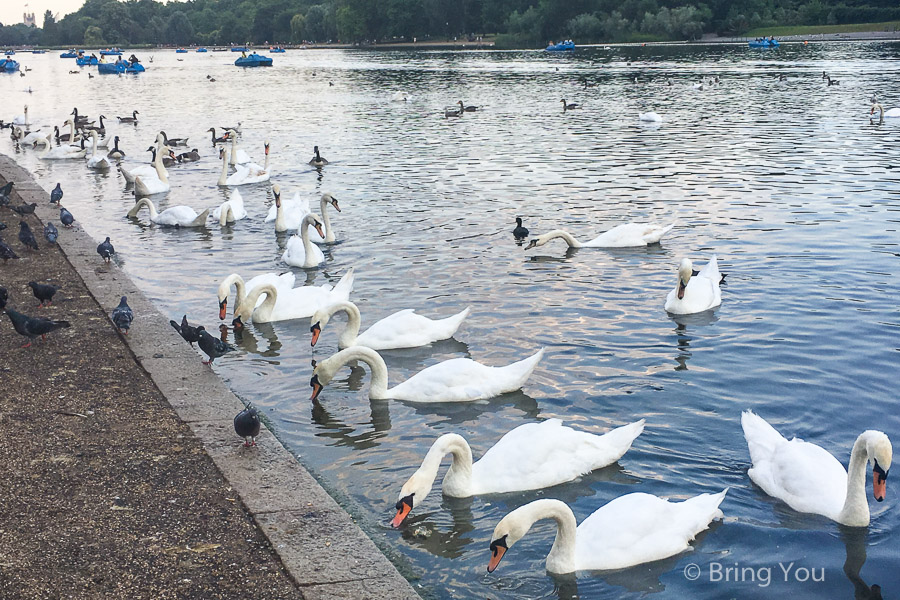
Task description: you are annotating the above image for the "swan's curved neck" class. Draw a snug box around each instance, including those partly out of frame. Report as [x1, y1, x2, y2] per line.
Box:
[320, 197, 335, 242]
[229, 136, 238, 165]
[240, 283, 277, 322]
[541, 230, 583, 248]
[219, 203, 234, 225]
[517, 499, 579, 573]
[218, 150, 228, 185]
[322, 301, 362, 349]
[128, 197, 159, 220]
[91, 133, 98, 154]
[153, 139, 168, 183]
[427, 434, 474, 496]
[300, 216, 317, 266]
[263, 147, 270, 171]
[331, 347, 390, 399]
[839, 433, 874, 526]
[274, 193, 286, 232]
[218, 274, 246, 312]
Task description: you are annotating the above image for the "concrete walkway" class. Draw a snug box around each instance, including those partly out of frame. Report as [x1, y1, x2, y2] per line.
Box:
[0, 155, 421, 599]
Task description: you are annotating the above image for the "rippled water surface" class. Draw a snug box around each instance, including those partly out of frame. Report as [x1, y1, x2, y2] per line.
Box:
[4, 42, 900, 599]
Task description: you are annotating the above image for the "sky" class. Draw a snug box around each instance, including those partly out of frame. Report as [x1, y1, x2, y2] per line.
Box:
[1, 0, 172, 27]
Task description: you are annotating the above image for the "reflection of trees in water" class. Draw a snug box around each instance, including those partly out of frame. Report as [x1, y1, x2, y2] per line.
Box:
[841, 526, 883, 600]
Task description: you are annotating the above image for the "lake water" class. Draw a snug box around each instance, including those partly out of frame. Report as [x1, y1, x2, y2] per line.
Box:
[3, 41, 899, 599]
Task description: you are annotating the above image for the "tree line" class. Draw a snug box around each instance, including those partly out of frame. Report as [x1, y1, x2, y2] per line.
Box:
[0, 0, 897, 48]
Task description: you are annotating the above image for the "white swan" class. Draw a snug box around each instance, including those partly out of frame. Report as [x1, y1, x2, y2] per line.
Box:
[228, 134, 252, 165]
[391, 419, 645, 527]
[391, 91, 410, 102]
[126, 197, 209, 227]
[12, 105, 29, 126]
[231, 268, 355, 323]
[133, 134, 171, 196]
[36, 137, 87, 160]
[119, 146, 160, 183]
[741, 411, 891, 527]
[225, 142, 271, 185]
[525, 222, 676, 250]
[265, 185, 308, 231]
[310, 346, 544, 403]
[282, 214, 326, 268]
[86, 131, 111, 170]
[217, 271, 297, 318]
[871, 103, 900, 124]
[212, 189, 247, 225]
[664, 255, 722, 315]
[310, 301, 470, 350]
[15, 127, 45, 146]
[487, 491, 727, 573]
[639, 112, 662, 122]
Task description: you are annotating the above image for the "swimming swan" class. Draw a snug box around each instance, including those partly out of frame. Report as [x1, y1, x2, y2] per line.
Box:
[664, 255, 722, 315]
[36, 137, 87, 160]
[228, 134, 252, 165]
[310, 301, 470, 350]
[487, 490, 727, 573]
[639, 112, 663, 122]
[230, 268, 355, 323]
[86, 131, 112, 170]
[217, 271, 297, 318]
[741, 410, 891, 527]
[870, 103, 900, 125]
[226, 142, 271, 185]
[282, 214, 326, 268]
[391, 419, 645, 527]
[212, 189, 247, 225]
[126, 197, 209, 227]
[133, 134, 171, 196]
[525, 222, 675, 249]
[310, 346, 544, 403]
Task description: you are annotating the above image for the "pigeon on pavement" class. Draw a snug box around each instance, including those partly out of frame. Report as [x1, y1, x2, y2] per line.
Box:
[170, 315, 202, 346]
[11, 202, 37, 216]
[50, 183, 63, 204]
[97, 237, 115, 263]
[234, 405, 261, 446]
[4, 308, 70, 347]
[60, 206, 74, 227]
[28, 281, 60, 307]
[18, 221, 38, 250]
[0, 181, 12, 206]
[111, 296, 133, 334]
[0, 236, 18, 260]
[44, 222, 58, 243]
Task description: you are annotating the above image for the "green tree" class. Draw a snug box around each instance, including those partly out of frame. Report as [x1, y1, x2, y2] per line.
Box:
[291, 13, 306, 41]
[84, 25, 106, 46]
[336, 4, 366, 41]
[41, 10, 59, 46]
[167, 11, 195, 45]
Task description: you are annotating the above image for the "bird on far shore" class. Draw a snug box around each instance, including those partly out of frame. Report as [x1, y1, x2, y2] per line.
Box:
[18, 221, 38, 250]
[28, 281, 60, 307]
[44, 222, 58, 244]
[97, 237, 115, 263]
[513, 217, 529, 239]
[111, 296, 134, 334]
[60, 206, 74, 227]
[170, 315, 203, 346]
[50, 183, 63, 204]
[4, 307, 70, 347]
[234, 405, 261, 447]
[198, 327, 235, 365]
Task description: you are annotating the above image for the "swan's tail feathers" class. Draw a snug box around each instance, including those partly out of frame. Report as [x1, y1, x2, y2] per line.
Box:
[697, 255, 720, 282]
[644, 221, 676, 244]
[119, 164, 136, 183]
[507, 348, 544, 386]
[438, 306, 471, 338]
[332, 268, 355, 300]
[741, 410, 786, 465]
[594, 419, 646, 462]
[691, 488, 728, 523]
[191, 208, 211, 227]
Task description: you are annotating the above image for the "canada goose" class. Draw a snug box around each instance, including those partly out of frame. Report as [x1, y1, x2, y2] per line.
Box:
[107, 136, 126, 160]
[160, 131, 189, 147]
[823, 71, 839, 86]
[458, 100, 477, 112]
[309, 145, 328, 167]
[561, 99, 580, 111]
[177, 148, 201, 162]
[117, 110, 139, 123]
[207, 127, 230, 144]
[444, 105, 463, 117]
[85, 115, 107, 134]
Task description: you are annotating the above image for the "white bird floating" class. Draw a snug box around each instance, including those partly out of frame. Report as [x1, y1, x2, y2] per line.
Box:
[282, 214, 326, 268]
[217, 271, 298, 317]
[525, 222, 676, 249]
[391, 419, 645, 527]
[742, 410, 892, 527]
[310, 346, 544, 403]
[212, 189, 248, 225]
[664, 255, 723, 315]
[310, 301, 470, 350]
[86, 131, 111, 170]
[126, 197, 209, 227]
[228, 268, 355, 324]
[487, 490, 727, 573]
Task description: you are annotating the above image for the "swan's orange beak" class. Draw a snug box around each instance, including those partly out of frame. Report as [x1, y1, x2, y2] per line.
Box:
[218, 298, 227, 320]
[391, 495, 413, 528]
[314, 222, 325, 239]
[332, 198, 341, 212]
[677, 278, 688, 300]
[310, 374, 323, 401]
[487, 536, 508, 573]
[873, 464, 888, 502]
[310, 322, 321, 346]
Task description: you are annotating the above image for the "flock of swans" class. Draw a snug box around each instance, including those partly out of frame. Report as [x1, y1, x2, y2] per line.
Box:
[6, 92, 893, 580]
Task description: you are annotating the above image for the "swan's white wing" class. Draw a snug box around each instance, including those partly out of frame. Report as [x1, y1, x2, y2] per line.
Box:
[356, 309, 465, 350]
[267, 284, 351, 321]
[585, 223, 656, 247]
[470, 419, 644, 494]
[264, 193, 310, 227]
[575, 490, 726, 570]
[156, 205, 199, 226]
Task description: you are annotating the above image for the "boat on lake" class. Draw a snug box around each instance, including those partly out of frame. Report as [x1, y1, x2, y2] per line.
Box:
[60, 50, 78, 58]
[231, 46, 248, 52]
[748, 38, 779, 48]
[100, 48, 123, 55]
[196, 47, 208, 52]
[546, 40, 575, 52]
[269, 47, 286, 53]
[175, 48, 188, 53]
[4, 49, 15, 55]
[32, 49, 46, 54]
[98, 60, 146, 74]
[235, 52, 273, 67]
[76, 55, 99, 66]
[0, 58, 20, 72]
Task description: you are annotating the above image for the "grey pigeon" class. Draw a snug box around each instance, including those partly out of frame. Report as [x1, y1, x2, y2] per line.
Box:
[18, 221, 37, 250]
[0, 181, 12, 206]
[111, 296, 133, 334]
[44, 222, 58, 243]
[234, 405, 260, 446]
[60, 206, 74, 227]
[169, 314, 202, 346]
[0, 286, 7, 309]
[4, 307, 70, 347]
[198, 327, 234, 365]
[97, 237, 114, 263]
[0, 236, 18, 260]
[28, 281, 60, 307]
[11, 202, 36, 216]
[50, 183, 63, 204]
[0, 221, 6, 231]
